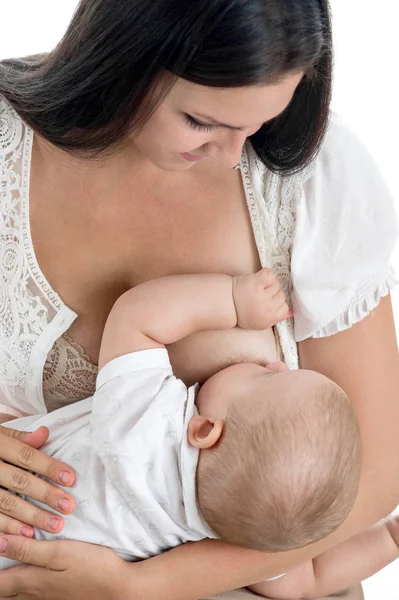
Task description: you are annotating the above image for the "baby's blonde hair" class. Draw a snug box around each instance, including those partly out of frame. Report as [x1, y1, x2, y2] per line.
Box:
[197, 375, 361, 552]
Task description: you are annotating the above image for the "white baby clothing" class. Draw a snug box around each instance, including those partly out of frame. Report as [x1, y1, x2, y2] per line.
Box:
[0, 97, 397, 418]
[0, 348, 217, 569]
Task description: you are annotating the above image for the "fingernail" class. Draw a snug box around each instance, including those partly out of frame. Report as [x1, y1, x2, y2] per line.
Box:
[58, 498, 71, 513]
[59, 470, 72, 484]
[21, 526, 34, 538]
[0, 538, 8, 552]
[47, 517, 62, 531]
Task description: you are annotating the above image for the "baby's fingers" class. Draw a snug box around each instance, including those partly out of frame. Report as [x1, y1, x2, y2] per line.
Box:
[274, 302, 293, 323]
[256, 268, 277, 287]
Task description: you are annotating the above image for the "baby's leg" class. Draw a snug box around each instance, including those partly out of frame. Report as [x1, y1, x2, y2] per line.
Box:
[202, 584, 364, 599]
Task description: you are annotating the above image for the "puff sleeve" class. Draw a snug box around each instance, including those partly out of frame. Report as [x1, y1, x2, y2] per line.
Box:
[290, 114, 398, 341]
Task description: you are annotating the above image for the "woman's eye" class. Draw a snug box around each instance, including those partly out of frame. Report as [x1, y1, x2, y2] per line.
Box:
[185, 114, 215, 133]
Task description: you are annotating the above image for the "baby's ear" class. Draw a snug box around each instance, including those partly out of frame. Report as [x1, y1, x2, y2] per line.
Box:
[187, 416, 224, 449]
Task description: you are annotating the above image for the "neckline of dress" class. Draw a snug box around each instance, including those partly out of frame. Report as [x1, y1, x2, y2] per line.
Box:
[21, 125, 77, 317]
[20, 123, 256, 321]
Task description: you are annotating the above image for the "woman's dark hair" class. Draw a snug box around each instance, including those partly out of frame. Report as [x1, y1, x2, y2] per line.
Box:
[0, 0, 333, 174]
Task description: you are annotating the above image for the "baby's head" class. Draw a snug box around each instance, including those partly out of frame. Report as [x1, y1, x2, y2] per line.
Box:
[188, 363, 361, 552]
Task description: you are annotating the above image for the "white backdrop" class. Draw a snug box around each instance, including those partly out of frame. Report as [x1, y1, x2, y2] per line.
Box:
[0, 2, 398, 599]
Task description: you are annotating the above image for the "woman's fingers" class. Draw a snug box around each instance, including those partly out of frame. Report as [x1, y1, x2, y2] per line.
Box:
[0, 488, 66, 534]
[15, 426, 51, 449]
[1, 425, 49, 449]
[0, 535, 68, 570]
[0, 429, 75, 487]
[0, 427, 76, 533]
[0, 460, 75, 533]
[0, 461, 75, 516]
[0, 514, 34, 538]
[0, 537, 129, 600]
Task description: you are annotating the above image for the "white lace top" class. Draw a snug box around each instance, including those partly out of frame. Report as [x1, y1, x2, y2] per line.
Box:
[0, 98, 397, 417]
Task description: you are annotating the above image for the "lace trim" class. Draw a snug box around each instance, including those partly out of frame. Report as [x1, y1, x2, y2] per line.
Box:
[0, 101, 22, 155]
[21, 126, 65, 312]
[239, 144, 269, 266]
[312, 268, 398, 339]
[272, 326, 283, 361]
[43, 333, 98, 412]
[241, 143, 318, 370]
[0, 98, 78, 414]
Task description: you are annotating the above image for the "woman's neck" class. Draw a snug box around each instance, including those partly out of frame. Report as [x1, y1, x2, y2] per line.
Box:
[32, 133, 176, 199]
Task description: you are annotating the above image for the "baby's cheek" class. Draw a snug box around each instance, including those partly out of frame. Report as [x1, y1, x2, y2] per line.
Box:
[168, 327, 278, 386]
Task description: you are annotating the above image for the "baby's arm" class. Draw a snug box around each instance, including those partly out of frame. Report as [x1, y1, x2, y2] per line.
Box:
[249, 515, 399, 599]
[99, 270, 290, 369]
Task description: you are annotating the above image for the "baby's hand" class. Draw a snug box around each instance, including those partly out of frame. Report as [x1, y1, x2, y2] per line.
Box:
[233, 269, 293, 330]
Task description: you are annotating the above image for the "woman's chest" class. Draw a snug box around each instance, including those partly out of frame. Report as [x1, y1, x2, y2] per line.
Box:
[122, 172, 260, 281]
[30, 165, 262, 362]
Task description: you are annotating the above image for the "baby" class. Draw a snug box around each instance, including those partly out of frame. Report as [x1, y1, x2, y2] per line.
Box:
[1, 269, 391, 597]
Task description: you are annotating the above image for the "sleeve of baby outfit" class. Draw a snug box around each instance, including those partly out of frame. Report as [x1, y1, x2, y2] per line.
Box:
[92, 348, 175, 428]
[290, 113, 398, 341]
[91, 348, 181, 446]
[95, 348, 173, 392]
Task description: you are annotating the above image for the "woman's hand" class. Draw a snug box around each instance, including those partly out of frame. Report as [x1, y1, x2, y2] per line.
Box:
[0, 537, 133, 599]
[0, 425, 76, 536]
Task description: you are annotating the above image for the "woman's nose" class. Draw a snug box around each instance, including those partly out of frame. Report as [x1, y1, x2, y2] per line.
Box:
[207, 130, 248, 169]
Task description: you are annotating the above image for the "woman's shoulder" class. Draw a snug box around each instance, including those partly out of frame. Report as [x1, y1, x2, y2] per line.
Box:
[245, 112, 397, 342]
[248, 110, 396, 248]
[298, 111, 396, 237]
[306, 111, 386, 184]
[315, 111, 364, 158]
[248, 111, 382, 188]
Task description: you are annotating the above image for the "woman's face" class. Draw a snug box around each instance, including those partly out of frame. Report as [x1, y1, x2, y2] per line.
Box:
[132, 72, 303, 171]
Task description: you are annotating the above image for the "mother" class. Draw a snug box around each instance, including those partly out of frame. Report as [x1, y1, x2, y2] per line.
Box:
[0, 1, 398, 599]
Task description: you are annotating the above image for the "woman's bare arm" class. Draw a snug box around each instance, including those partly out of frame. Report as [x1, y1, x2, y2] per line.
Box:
[299, 295, 399, 530]
[248, 516, 399, 599]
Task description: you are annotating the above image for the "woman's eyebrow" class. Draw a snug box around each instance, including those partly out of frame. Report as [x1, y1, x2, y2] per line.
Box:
[192, 113, 245, 131]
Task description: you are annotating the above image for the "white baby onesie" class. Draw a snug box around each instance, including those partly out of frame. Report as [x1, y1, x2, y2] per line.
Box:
[0, 348, 217, 569]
